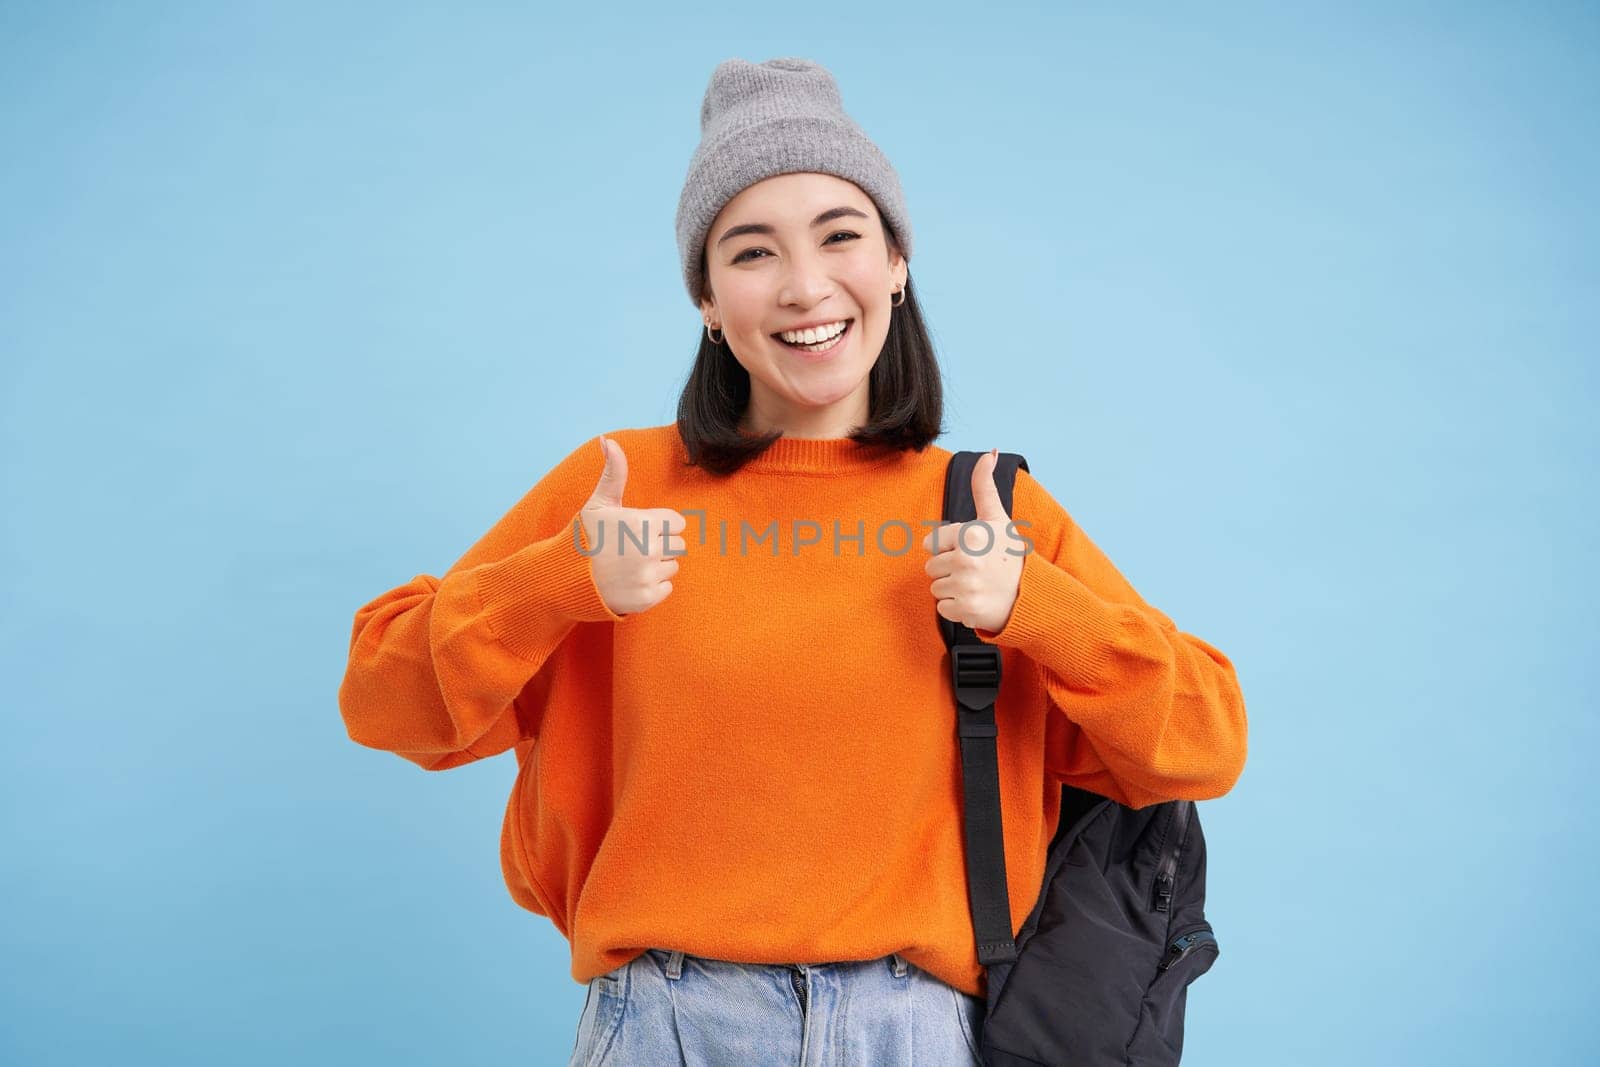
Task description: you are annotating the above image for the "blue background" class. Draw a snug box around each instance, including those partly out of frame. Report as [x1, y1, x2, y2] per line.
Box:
[3, 2, 1594, 1064]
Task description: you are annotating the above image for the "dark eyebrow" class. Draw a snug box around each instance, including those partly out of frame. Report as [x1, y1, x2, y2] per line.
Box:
[715, 205, 871, 247]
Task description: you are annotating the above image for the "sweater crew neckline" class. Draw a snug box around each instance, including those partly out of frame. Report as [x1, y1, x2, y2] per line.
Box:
[738, 432, 909, 475]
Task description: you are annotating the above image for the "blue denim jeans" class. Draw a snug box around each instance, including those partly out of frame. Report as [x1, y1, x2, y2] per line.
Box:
[567, 947, 986, 1066]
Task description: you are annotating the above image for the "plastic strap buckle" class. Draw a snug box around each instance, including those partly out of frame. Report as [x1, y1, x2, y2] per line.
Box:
[951, 643, 1002, 724]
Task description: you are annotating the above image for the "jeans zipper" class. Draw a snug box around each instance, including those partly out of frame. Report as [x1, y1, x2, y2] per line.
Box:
[789, 965, 809, 1013]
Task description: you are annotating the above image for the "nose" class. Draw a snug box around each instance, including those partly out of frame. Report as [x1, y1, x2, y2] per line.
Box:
[777, 245, 835, 307]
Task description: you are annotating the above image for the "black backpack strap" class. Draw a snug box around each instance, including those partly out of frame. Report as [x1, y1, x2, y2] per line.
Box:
[941, 449, 1029, 967]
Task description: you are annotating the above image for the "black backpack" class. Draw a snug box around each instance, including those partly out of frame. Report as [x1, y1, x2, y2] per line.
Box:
[940, 450, 1219, 1067]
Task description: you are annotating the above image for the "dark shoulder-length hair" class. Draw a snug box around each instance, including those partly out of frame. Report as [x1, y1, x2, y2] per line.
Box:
[675, 270, 946, 477]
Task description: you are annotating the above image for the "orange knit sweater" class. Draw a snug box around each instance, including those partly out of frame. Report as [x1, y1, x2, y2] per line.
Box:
[337, 423, 1247, 998]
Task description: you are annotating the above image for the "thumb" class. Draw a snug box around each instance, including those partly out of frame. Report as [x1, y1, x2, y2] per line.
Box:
[587, 435, 627, 508]
[972, 448, 1008, 522]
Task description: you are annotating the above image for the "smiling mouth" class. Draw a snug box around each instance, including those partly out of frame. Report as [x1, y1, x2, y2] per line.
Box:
[772, 319, 852, 354]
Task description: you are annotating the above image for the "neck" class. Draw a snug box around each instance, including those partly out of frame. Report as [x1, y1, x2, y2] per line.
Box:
[739, 393, 870, 441]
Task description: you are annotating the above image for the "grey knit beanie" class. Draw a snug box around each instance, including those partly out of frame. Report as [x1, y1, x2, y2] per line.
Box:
[674, 56, 914, 308]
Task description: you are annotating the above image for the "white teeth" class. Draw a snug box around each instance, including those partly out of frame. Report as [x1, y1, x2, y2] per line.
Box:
[778, 320, 847, 344]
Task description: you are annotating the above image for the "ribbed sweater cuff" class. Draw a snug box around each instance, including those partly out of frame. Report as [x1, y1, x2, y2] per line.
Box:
[974, 549, 1125, 690]
[476, 514, 622, 659]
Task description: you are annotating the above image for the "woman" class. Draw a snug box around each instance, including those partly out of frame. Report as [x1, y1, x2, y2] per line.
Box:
[338, 56, 1248, 1066]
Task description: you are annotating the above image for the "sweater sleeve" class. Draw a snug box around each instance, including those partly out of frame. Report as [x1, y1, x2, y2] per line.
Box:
[337, 435, 623, 771]
[970, 468, 1248, 808]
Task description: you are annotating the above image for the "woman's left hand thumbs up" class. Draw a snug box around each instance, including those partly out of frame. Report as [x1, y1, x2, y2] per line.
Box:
[922, 449, 1025, 634]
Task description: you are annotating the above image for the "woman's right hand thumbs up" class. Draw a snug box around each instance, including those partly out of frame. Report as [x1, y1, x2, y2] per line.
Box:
[579, 435, 686, 617]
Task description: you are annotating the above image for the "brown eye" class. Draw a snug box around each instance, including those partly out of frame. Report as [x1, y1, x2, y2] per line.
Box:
[734, 232, 859, 264]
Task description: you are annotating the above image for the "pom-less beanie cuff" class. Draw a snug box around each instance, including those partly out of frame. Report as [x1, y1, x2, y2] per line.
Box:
[674, 58, 914, 309]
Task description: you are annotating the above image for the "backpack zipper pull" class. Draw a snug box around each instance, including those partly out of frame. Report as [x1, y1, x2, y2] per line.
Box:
[1157, 929, 1217, 972]
[1153, 872, 1174, 913]
[1151, 800, 1193, 913]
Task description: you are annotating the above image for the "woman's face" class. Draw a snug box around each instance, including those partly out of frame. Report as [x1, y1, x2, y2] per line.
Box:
[700, 172, 908, 437]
